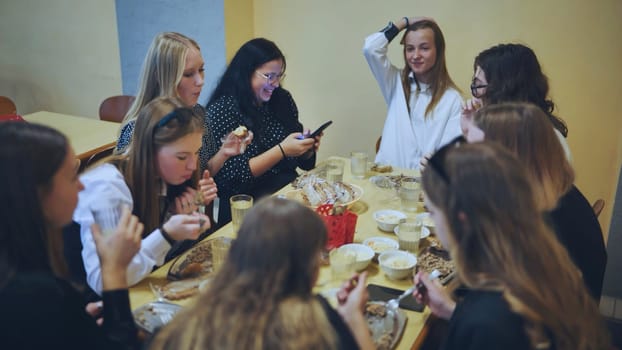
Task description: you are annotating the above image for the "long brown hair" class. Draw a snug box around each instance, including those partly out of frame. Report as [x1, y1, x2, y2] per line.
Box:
[150, 197, 338, 349]
[400, 20, 460, 117]
[473, 102, 574, 210]
[107, 97, 203, 234]
[422, 142, 610, 349]
[0, 123, 69, 287]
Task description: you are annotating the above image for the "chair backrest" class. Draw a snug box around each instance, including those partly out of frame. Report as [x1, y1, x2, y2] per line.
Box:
[375, 136, 382, 154]
[0, 96, 17, 115]
[592, 199, 605, 218]
[99, 95, 135, 123]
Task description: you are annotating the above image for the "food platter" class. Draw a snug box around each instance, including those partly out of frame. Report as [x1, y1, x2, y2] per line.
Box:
[365, 301, 407, 350]
[133, 301, 182, 334]
[282, 183, 363, 208]
[167, 236, 232, 281]
[150, 236, 231, 301]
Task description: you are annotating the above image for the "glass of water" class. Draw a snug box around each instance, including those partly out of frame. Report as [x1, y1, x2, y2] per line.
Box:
[350, 152, 368, 179]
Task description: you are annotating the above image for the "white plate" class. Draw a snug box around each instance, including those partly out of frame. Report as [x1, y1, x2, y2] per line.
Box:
[282, 183, 363, 208]
[365, 301, 407, 349]
[133, 301, 182, 334]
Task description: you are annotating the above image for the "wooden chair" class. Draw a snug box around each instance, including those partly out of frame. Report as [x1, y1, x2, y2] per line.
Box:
[98, 95, 135, 123]
[592, 199, 605, 218]
[0, 96, 17, 115]
[375, 136, 382, 154]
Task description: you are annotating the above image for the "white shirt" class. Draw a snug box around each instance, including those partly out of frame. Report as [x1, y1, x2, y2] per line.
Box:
[73, 163, 172, 294]
[363, 31, 463, 169]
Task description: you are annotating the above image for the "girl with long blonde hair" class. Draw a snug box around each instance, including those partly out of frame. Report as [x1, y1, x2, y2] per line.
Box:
[150, 197, 374, 350]
[414, 141, 610, 349]
[116, 32, 247, 175]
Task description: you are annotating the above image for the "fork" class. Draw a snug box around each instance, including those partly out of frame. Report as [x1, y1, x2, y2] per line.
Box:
[386, 269, 441, 310]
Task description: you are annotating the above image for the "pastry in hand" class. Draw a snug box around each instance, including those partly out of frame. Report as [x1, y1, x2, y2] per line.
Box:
[233, 125, 248, 138]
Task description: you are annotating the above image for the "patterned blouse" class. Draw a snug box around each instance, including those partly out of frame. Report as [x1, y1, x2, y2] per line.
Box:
[205, 88, 315, 223]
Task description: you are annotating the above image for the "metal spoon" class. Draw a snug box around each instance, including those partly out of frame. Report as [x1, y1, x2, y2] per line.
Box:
[386, 269, 441, 310]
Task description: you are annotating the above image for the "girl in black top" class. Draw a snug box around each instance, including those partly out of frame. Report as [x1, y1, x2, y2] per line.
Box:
[0, 122, 143, 349]
[205, 38, 321, 225]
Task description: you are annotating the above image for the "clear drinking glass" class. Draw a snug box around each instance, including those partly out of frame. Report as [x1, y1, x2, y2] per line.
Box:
[326, 158, 345, 182]
[230, 194, 253, 232]
[396, 219, 423, 255]
[350, 152, 368, 179]
[211, 238, 231, 272]
[399, 177, 421, 212]
[329, 248, 356, 284]
[91, 202, 126, 236]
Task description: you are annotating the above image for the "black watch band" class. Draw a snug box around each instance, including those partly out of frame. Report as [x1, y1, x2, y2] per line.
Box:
[380, 21, 400, 42]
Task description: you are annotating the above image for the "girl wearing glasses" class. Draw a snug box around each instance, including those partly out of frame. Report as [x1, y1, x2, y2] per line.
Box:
[0, 122, 142, 349]
[205, 38, 319, 225]
[465, 102, 606, 301]
[71, 97, 212, 295]
[116, 32, 248, 176]
[415, 141, 610, 350]
[363, 17, 463, 169]
[461, 43, 572, 160]
[150, 197, 374, 350]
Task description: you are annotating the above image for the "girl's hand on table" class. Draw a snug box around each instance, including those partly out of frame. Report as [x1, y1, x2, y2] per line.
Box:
[198, 170, 217, 205]
[413, 271, 456, 320]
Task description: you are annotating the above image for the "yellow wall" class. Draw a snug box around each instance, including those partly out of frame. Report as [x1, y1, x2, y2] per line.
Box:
[252, 0, 622, 237]
[224, 0, 254, 63]
[0, 0, 122, 118]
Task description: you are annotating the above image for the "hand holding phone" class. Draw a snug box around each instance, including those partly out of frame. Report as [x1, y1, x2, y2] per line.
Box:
[297, 120, 333, 139]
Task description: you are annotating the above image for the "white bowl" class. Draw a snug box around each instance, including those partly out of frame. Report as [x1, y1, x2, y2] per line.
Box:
[373, 209, 407, 232]
[362, 237, 399, 258]
[338, 243, 374, 272]
[378, 250, 417, 280]
[416, 212, 435, 234]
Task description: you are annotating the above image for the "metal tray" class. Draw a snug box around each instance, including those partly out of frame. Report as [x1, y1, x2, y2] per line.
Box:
[133, 301, 182, 334]
[365, 301, 407, 350]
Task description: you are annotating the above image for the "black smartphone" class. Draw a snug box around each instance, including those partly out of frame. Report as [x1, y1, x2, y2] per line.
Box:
[367, 284, 424, 312]
[307, 120, 333, 138]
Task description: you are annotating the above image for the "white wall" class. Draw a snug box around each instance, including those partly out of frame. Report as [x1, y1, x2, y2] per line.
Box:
[0, 0, 122, 118]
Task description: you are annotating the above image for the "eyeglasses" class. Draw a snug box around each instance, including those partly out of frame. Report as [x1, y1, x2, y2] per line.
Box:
[470, 81, 488, 98]
[427, 135, 466, 184]
[255, 71, 286, 84]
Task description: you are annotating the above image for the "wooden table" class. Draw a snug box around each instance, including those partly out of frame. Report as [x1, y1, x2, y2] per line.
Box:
[23, 111, 120, 163]
[128, 157, 431, 350]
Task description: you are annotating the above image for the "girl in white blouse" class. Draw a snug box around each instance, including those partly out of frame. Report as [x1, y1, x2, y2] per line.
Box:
[363, 17, 463, 169]
[73, 97, 213, 294]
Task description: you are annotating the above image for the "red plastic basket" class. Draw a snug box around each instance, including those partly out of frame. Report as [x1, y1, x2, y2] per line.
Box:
[316, 204, 358, 250]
